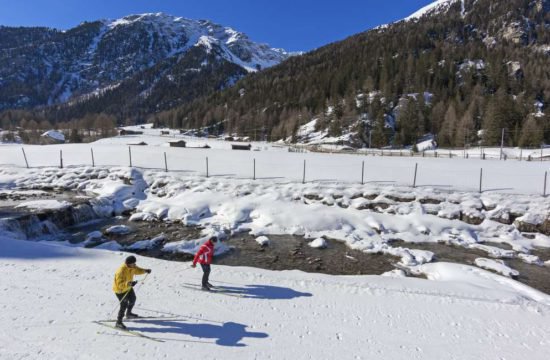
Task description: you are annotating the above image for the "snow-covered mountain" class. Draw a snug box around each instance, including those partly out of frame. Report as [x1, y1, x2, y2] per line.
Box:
[169, 0, 549, 149]
[0, 13, 292, 110]
[405, 0, 461, 21]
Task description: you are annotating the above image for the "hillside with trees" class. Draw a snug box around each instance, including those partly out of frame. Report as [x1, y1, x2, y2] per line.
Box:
[1, 0, 548, 148]
[154, 0, 549, 148]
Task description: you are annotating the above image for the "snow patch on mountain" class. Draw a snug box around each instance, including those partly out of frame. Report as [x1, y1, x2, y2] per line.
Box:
[103, 13, 290, 73]
[1, 12, 292, 108]
[405, 0, 458, 21]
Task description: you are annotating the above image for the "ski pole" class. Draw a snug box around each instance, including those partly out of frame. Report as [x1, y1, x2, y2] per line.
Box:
[108, 273, 150, 318]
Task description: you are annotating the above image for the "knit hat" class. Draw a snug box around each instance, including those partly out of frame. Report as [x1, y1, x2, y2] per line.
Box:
[210, 236, 218, 243]
[125, 255, 137, 264]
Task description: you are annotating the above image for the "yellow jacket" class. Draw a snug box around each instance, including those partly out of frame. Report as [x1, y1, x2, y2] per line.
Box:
[112, 264, 147, 294]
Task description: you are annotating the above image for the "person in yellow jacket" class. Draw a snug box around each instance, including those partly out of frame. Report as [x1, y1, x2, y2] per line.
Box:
[112, 255, 151, 329]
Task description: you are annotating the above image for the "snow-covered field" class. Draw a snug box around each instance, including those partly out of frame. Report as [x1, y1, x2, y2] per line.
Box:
[1, 129, 550, 359]
[1, 237, 550, 360]
[0, 124, 548, 195]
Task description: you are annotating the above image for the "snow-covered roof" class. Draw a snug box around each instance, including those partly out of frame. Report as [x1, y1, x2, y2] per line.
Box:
[41, 130, 65, 142]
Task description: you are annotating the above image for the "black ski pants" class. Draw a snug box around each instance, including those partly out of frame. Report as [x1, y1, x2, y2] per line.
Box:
[200, 264, 211, 287]
[115, 288, 136, 322]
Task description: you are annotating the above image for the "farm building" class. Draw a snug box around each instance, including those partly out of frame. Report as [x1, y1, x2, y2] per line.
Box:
[40, 130, 65, 144]
[231, 143, 252, 150]
[119, 129, 143, 136]
[169, 140, 187, 148]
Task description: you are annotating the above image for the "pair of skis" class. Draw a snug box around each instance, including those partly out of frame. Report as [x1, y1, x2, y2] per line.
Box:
[179, 282, 247, 298]
[94, 315, 176, 342]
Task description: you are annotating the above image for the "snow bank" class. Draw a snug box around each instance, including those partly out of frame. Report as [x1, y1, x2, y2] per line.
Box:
[1, 236, 550, 359]
[413, 262, 548, 305]
[125, 233, 166, 250]
[105, 225, 132, 235]
[474, 258, 520, 278]
[15, 200, 71, 210]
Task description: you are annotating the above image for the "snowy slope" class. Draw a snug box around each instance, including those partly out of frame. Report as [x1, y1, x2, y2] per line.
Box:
[1, 130, 550, 358]
[405, 0, 459, 21]
[1, 237, 550, 360]
[0, 13, 292, 109]
[103, 13, 290, 73]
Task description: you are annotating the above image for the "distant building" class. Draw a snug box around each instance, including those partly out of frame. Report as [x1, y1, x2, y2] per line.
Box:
[41, 130, 65, 144]
[129, 141, 148, 146]
[119, 129, 143, 136]
[231, 143, 252, 151]
[169, 140, 187, 148]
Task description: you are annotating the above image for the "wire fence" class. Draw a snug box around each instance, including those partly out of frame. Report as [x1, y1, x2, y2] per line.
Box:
[304, 145, 550, 161]
[0, 144, 548, 196]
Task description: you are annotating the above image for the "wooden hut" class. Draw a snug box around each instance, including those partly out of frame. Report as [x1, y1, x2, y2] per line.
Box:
[169, 140, 187, 148]
[231, 143, 252, 150]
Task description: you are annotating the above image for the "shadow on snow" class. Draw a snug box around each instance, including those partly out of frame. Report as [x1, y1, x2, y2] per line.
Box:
[216, 284, 313, 300]
[135, 320, 268, 347]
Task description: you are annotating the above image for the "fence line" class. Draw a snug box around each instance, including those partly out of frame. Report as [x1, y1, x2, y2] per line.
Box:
[308, 146, 550, 161]
[3, 146, 548, 196]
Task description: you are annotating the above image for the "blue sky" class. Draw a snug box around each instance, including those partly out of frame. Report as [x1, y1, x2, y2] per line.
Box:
[0, 0, 435, 51]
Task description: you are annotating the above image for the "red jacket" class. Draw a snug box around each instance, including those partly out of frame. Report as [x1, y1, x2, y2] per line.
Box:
[193, 240, 214, 266]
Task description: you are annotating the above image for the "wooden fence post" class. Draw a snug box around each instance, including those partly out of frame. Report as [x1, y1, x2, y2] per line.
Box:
[302, 160, 306, 184]
[60, 150, 63, 169]
[361, 161, 365, 185]
[413, 163, 418, 188]
[21, 148, 29, 168]
[253, 158, 256, 180]
[164, 152, 168, 172]
[479, 168, 483, 193]
[91, 148, 95, 167]
[544, 171, 547, 197]
[128, 146, 132, 167]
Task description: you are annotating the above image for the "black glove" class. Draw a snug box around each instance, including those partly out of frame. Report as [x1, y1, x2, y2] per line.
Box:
[129, 281, 137, 287]
[145, 269, 152, 274]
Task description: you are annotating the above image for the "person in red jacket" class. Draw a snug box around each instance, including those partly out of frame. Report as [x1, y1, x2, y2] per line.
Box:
[191, 236, 218, 290]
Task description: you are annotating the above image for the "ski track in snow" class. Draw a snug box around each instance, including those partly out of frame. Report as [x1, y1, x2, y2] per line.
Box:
[1, 239, 550, 359]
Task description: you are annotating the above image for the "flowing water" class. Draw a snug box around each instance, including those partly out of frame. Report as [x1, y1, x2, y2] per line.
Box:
[2, 191, 550, 294]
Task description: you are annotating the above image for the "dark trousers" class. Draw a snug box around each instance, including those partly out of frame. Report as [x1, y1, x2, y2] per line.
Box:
[200, 264, 211, 287]
[115, 288, 136, 322]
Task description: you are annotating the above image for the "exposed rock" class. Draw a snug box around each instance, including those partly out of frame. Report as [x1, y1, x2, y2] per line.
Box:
[461, 212, 485, 225]
[514, 220, 538, 233]
[438, 210, 462, 221]
[349, 192, 364, 200]
[336, 201, 349, 209]
[385, 194, 415, 203]
[488, 208, 512, 225]
[418, 197, 443, 205]
[540, 217, 550, 236]
[304, 193, 323, 201]
[362, 193, 379, 200]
